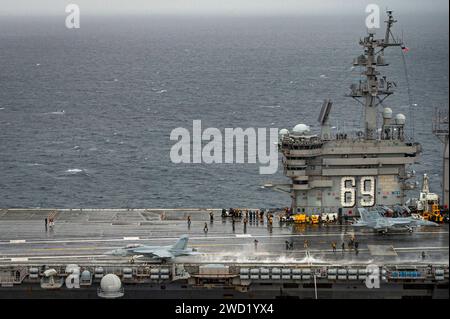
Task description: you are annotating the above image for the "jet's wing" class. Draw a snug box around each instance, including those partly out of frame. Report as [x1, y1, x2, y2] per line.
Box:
[132, 248, 174, 259]
[188, 251, 202, 255]
[388, 218, 440, 228]
[409, 219, 439, 227]
[389, 219, 413, 226]
[351, 220, 368, 227]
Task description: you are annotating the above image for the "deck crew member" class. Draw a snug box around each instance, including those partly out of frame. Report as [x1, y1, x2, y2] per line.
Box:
[348, 239, 353, 250]
[332, 242, 337, 253]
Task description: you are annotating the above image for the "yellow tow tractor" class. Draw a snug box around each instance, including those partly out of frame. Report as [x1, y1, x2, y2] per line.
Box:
[423, 204, 444, 223]
[292, 214, 308, 224]
[309, 215, 320, 224]
[292, 214, 320, 224]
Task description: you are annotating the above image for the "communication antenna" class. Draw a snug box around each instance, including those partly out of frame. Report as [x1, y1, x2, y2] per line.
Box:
[318, 99, 333, 140]
[318, 99, 333, 125]
[399, 32, 415, 140]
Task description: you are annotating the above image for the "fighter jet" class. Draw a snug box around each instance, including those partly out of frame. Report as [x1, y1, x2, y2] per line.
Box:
[351, 208, 439, 234]
[106, 235, 199, 262]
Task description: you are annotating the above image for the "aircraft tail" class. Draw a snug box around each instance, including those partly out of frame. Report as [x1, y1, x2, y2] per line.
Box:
[172, 235, 189, 250]
[357, 208, 369, 222]
[357, 208, 380, 222]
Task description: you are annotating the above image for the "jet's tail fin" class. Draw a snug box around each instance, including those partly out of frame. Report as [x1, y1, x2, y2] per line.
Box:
[172, 235, 189, 250]
[357, 208, 368, 222]
[358, 208, 382, 223]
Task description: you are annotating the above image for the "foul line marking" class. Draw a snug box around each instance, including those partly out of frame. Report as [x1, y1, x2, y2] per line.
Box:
[1, 231, 448, 246]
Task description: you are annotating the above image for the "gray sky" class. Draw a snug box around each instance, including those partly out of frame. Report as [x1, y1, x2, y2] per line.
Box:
[0, 0, 448, 16]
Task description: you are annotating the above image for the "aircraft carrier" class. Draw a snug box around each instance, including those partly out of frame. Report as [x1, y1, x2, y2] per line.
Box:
[0, 208, 448, 299]
[0, 11, 448, 299]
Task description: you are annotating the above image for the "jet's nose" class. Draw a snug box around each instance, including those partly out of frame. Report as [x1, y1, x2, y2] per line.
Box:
[104, 249, 118, 256]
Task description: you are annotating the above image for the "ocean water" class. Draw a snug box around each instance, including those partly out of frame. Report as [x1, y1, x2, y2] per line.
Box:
[0, 14, 448, 208]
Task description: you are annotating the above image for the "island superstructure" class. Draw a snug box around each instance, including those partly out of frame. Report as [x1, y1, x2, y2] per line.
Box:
[278, 11, 421, 217]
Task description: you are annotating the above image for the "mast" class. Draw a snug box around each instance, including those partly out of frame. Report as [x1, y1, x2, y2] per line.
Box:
[350, 10, 402, 140]
[384, 10, 397, 44]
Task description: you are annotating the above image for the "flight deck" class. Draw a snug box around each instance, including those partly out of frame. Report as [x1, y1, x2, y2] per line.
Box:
[0, 208, 448, 299]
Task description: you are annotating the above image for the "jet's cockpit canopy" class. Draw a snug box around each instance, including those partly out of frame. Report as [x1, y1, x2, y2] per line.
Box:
[126, 244, 143, 249]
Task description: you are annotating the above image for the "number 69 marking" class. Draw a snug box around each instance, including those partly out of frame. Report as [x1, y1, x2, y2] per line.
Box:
[340, 176, 376, 207]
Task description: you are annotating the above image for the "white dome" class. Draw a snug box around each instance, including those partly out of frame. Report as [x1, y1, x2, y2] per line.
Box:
[100, 274, 122, 293]
[395, 113, 406, 125]
[279, 129, 289, 136]
[292, 124, 310, 135]
[44, 269, 57, 277]
[382, 107, 393, 119]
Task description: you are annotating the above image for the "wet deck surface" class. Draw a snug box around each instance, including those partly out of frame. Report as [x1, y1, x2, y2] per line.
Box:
[0, 209, 448, 266]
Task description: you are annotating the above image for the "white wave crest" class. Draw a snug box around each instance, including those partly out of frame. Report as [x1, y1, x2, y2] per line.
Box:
[66, 168, 83, 173]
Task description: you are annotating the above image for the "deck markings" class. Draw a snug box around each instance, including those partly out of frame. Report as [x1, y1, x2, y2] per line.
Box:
[1, 246, 446, 258]
[123, 237, 140, 240]
[4, 255, 101, 261]
[1, 231, 447, 246]
[1, 245, 448, 264]
[0, 230, 448, 248]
